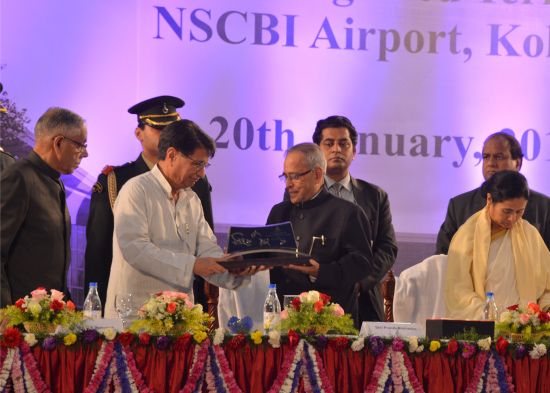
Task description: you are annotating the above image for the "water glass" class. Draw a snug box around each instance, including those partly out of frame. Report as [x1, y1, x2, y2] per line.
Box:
[283, 295, 298, 310]
[115, 293, 134, 329]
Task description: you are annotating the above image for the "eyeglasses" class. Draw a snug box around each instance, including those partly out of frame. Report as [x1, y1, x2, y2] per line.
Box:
[278, 169, 312, 182]
[181, 152, 211, 170]
[58, 135, 88, 151]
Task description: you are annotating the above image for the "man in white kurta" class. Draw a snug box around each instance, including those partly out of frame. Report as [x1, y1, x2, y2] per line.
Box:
[104, 120, 248, 318]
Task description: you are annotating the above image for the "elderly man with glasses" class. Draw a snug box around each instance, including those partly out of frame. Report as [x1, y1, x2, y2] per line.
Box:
[219, 143, 375, 328]
[104, 120, 252, 318]
[1, 107, 88, 306]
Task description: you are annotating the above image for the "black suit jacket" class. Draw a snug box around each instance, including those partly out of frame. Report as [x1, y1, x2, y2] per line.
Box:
[283, 177, 397, 321]
[350, 177, 398, 322]
[1, 152, 71, 306]
[436, 187, 550, 254]
[268, 189, 374, 326]
[84, 154, 214, 307]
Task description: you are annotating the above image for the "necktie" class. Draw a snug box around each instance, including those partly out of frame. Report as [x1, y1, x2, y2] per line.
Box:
[330, 183, 342, 198]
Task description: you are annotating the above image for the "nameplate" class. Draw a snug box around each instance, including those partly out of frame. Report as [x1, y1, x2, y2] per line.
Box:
[359, 322, 423, 338]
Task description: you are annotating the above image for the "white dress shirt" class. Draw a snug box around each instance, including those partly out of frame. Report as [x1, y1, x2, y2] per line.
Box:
[104, 165, 246, 318]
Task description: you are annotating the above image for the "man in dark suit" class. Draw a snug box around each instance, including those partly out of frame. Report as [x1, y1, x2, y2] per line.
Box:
[85, 96, 214, 309]
[312, 115, 398, 322]
[436, 132, 550, 254]
[1, 107, 88, 306]
[269, 143, 375, 326]
[0, 148, 15, 172]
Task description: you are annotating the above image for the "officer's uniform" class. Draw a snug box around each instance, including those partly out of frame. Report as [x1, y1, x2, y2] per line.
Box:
[84, 96, 214, 309]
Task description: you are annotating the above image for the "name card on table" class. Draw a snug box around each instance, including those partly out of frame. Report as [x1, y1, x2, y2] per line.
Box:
[360, 322, 423, 338]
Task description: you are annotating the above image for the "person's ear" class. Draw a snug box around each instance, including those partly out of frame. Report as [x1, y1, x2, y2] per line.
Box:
[135, 127, 144, 142]
[486, 193, 493, 206]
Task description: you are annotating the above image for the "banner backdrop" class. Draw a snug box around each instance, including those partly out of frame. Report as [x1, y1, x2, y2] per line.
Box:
[1, 0, 549, 235]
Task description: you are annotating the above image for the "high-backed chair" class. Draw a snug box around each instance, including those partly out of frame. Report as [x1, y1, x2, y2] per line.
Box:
[392, 254, 448, 334]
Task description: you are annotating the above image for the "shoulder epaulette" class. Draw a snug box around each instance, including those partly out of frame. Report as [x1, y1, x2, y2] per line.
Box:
[101, 165, 115, 176]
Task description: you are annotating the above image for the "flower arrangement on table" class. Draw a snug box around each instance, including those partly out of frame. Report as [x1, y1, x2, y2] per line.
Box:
[496, 302, 550, 342]
[127, 291, 212, 336]
[0, 287, 82, 336]
[279, 290, 357, 335]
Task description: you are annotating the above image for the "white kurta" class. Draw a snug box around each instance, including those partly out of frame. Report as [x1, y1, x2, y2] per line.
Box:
[104, 165, 246, 318]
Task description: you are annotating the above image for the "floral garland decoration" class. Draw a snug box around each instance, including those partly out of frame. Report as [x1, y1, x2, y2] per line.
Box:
[179, 339, 210, 393]
[267, 339, 305, 393]
[0, 342, 51, 393]
[464, 349, 515, 393]
[365, 338, 424, 393]
[84, 340, 115, 393]
[302, 340, 335, 393]
[205, 344, 243, 393]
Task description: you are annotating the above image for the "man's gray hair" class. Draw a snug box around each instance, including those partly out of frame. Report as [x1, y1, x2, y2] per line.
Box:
[35, 107, 86, 139]
[286, 142, 327, 172]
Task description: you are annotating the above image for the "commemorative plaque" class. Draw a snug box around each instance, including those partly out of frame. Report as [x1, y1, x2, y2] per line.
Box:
[220, 222, 311, 269]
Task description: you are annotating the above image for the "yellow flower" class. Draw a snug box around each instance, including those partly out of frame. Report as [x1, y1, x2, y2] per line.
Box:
[251, 330, 263, 345]
[63, 333, 77, 346]
[429, 340, 441, 352]
[193, 331, 207, 343]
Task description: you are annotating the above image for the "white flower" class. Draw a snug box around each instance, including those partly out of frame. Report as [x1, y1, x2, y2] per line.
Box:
[213, 327, 225, 345]
[268, 330, 281, 348]
[416, 345, 424, 353]
[499, 311, 513, 324]
[351, 337, 365, 352]
[23, 333, 37, 347]
[529, 344, 547, 359]
[477, 337, 491, 351]
[407, 336, 419, 352]
[101, 328, 116, 340]
[305, 291, 320, 303]
[27, 301, 42, 316]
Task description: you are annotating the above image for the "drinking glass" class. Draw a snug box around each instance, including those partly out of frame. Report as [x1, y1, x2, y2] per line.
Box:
[283, 295, 298, 310]
[115, 293, 134, 329]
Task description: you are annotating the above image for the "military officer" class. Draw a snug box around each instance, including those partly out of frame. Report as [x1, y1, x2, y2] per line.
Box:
[84, 96, 214, 309]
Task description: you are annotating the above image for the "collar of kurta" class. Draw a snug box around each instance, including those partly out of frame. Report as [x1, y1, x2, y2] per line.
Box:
[28, 150, 61, 180]
[151, 164, 189, 200]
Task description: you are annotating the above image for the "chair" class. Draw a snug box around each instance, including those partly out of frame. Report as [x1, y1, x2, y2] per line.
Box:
[392, 254, 448, 334]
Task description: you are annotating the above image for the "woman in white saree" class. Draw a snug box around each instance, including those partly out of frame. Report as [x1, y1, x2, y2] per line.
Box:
[445, 170, 550, 319]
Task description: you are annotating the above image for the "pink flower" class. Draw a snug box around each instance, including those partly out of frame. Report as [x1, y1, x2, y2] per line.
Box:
[50, 289, 65, 301]
[281, 309, 289, 320]
[162, 291, 188, 299]
[519, 313, 531, 325]
[332, 304, 344, 317]
[66, 300, 76, 311]
[30, 287, 47, 300]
